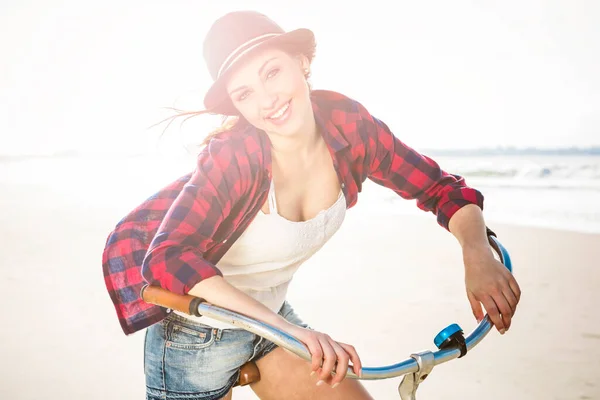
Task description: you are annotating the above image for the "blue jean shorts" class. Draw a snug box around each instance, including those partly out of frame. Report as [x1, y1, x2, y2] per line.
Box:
[144, 301, 310, 400]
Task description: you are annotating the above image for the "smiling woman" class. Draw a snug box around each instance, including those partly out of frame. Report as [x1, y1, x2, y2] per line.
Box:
[194, 47, 316, 150]
[226, 50, 312, 133]
[102, 9, 521, 400]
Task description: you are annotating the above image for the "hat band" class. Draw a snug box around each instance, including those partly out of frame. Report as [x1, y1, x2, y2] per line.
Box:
[217, 33, 280, 78]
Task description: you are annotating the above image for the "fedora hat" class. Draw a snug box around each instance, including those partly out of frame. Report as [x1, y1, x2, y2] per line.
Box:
[202, 11, 316, 115]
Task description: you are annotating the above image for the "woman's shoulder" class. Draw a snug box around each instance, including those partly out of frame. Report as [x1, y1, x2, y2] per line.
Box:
[200, 122, 267, 176]
[203, 121, 258, 150]
[311, 89, 361, 110]
[311, 90, 374, 123]
[311, 90, 380, 147]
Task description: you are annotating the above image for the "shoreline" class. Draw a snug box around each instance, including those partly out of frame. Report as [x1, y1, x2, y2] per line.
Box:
[2, 156, 600, 235]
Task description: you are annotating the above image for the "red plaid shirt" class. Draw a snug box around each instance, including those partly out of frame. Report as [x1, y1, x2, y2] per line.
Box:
[102, 90, 484, 335]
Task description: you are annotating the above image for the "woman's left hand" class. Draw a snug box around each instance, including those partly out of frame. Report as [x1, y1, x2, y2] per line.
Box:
[463, 246, 521, 334]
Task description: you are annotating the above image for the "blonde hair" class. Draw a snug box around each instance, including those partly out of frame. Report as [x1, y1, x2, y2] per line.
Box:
[200, 115, 241, 146]
[149, 107, 242, 149]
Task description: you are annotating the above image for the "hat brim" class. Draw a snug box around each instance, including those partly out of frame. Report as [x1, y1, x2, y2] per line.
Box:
[203, 28, 315, 116]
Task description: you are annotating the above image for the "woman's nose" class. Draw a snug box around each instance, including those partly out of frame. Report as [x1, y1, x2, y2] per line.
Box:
[258, 88, 278, 111]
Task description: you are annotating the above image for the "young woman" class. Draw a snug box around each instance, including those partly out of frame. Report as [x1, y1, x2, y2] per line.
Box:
[102, 10, 521, 400]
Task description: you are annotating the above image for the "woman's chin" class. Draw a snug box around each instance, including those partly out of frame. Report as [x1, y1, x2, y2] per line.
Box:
[271, 119, 305, 138]
[272, 111, 311, 137]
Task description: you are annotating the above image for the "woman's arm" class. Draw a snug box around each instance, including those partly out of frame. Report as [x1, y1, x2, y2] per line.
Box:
[358, 106, 484, 231]
[356, 101, 521, 334]
[141, 139, 238, 295]
[188, 276, 298, 331]
[448, 203, 490, 251]
[448, 204, 521, 334]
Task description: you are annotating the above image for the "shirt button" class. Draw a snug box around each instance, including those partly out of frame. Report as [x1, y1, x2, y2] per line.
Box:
[341, 183, 345, 188]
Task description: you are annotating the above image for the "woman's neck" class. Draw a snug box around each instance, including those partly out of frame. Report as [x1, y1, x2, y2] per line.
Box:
[268, 118, 322, 164]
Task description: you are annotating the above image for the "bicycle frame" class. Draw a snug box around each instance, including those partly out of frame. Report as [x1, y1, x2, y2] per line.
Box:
[141, 234, 513, 399]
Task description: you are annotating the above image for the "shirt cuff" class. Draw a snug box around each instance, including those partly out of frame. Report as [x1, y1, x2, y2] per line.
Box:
[436, 187, 484, 231]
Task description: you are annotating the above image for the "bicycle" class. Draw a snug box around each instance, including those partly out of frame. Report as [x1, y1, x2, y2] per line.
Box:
[141, 233, 512, 399]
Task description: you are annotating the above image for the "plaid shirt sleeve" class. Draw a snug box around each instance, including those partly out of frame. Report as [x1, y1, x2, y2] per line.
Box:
[359, 103, 484, 230]
[141, 137, 246, 295]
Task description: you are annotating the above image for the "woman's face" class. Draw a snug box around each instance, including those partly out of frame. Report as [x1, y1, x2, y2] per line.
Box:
[226, 47, 312, 138]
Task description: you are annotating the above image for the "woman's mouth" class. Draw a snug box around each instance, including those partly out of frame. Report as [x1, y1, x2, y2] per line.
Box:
[265, 100, 292, 125]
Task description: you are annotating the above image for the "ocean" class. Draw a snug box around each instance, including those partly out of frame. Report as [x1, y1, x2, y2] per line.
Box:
[1, 153, 599, 234]
[364, 155, 600, 234]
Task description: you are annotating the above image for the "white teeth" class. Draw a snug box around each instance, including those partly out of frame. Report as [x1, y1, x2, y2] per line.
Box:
[269, 102, 289, 119]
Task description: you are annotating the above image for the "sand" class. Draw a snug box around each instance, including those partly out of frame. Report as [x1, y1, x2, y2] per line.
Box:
[1, 177, 599, 400]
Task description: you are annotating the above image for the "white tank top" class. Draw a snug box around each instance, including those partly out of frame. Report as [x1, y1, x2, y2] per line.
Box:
[174, 179, 347, 329]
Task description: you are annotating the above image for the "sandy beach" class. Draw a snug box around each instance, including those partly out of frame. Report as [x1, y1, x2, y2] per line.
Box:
[1, 175, 599, 400]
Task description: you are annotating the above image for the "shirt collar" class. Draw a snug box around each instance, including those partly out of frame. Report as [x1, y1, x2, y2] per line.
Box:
[250, 90, 351, 174]
[311, 93, 350, 153]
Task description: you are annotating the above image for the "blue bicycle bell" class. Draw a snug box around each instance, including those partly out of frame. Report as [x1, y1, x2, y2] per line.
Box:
[434, 323, 467, 357]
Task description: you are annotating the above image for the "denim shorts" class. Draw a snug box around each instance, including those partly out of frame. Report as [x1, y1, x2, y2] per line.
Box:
[144, 300, 310, 400]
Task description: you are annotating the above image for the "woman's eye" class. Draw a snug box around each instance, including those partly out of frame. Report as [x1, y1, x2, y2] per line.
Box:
[266, 68, 280, 79]
[238, 90, 251, 101]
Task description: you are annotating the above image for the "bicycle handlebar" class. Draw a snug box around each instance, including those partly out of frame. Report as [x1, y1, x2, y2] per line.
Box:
[141, 234, 512, 381]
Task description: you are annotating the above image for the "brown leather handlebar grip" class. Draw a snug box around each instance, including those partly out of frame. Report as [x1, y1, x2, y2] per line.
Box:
[140, 285, 205, 317]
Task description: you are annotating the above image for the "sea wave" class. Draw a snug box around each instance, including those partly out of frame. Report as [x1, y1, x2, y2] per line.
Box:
[435, 156, 600, 190]
[457, 163, 600, 179]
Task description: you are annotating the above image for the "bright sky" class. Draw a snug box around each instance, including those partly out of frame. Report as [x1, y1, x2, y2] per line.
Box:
[1, 0, 599, 155]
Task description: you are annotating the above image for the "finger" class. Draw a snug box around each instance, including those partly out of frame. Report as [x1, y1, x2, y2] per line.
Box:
[318, 338, 336, 381]
[306, 340, 323, 374]
[501, 292, 515, 331]
[329, 342, 350, 386]
[493, 291, 513, 332]
[313, 367, 334, 386]
[314, 368, 334, 385]
[339, 343, 362, 377]
[502, 284, 519, 316]
[508, 275, 521, 303]
[482, 295, 505, 333]
[467, 290, 484, 323]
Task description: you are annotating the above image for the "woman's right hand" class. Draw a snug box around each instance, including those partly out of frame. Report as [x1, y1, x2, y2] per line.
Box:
[286, 325, 363, 388]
